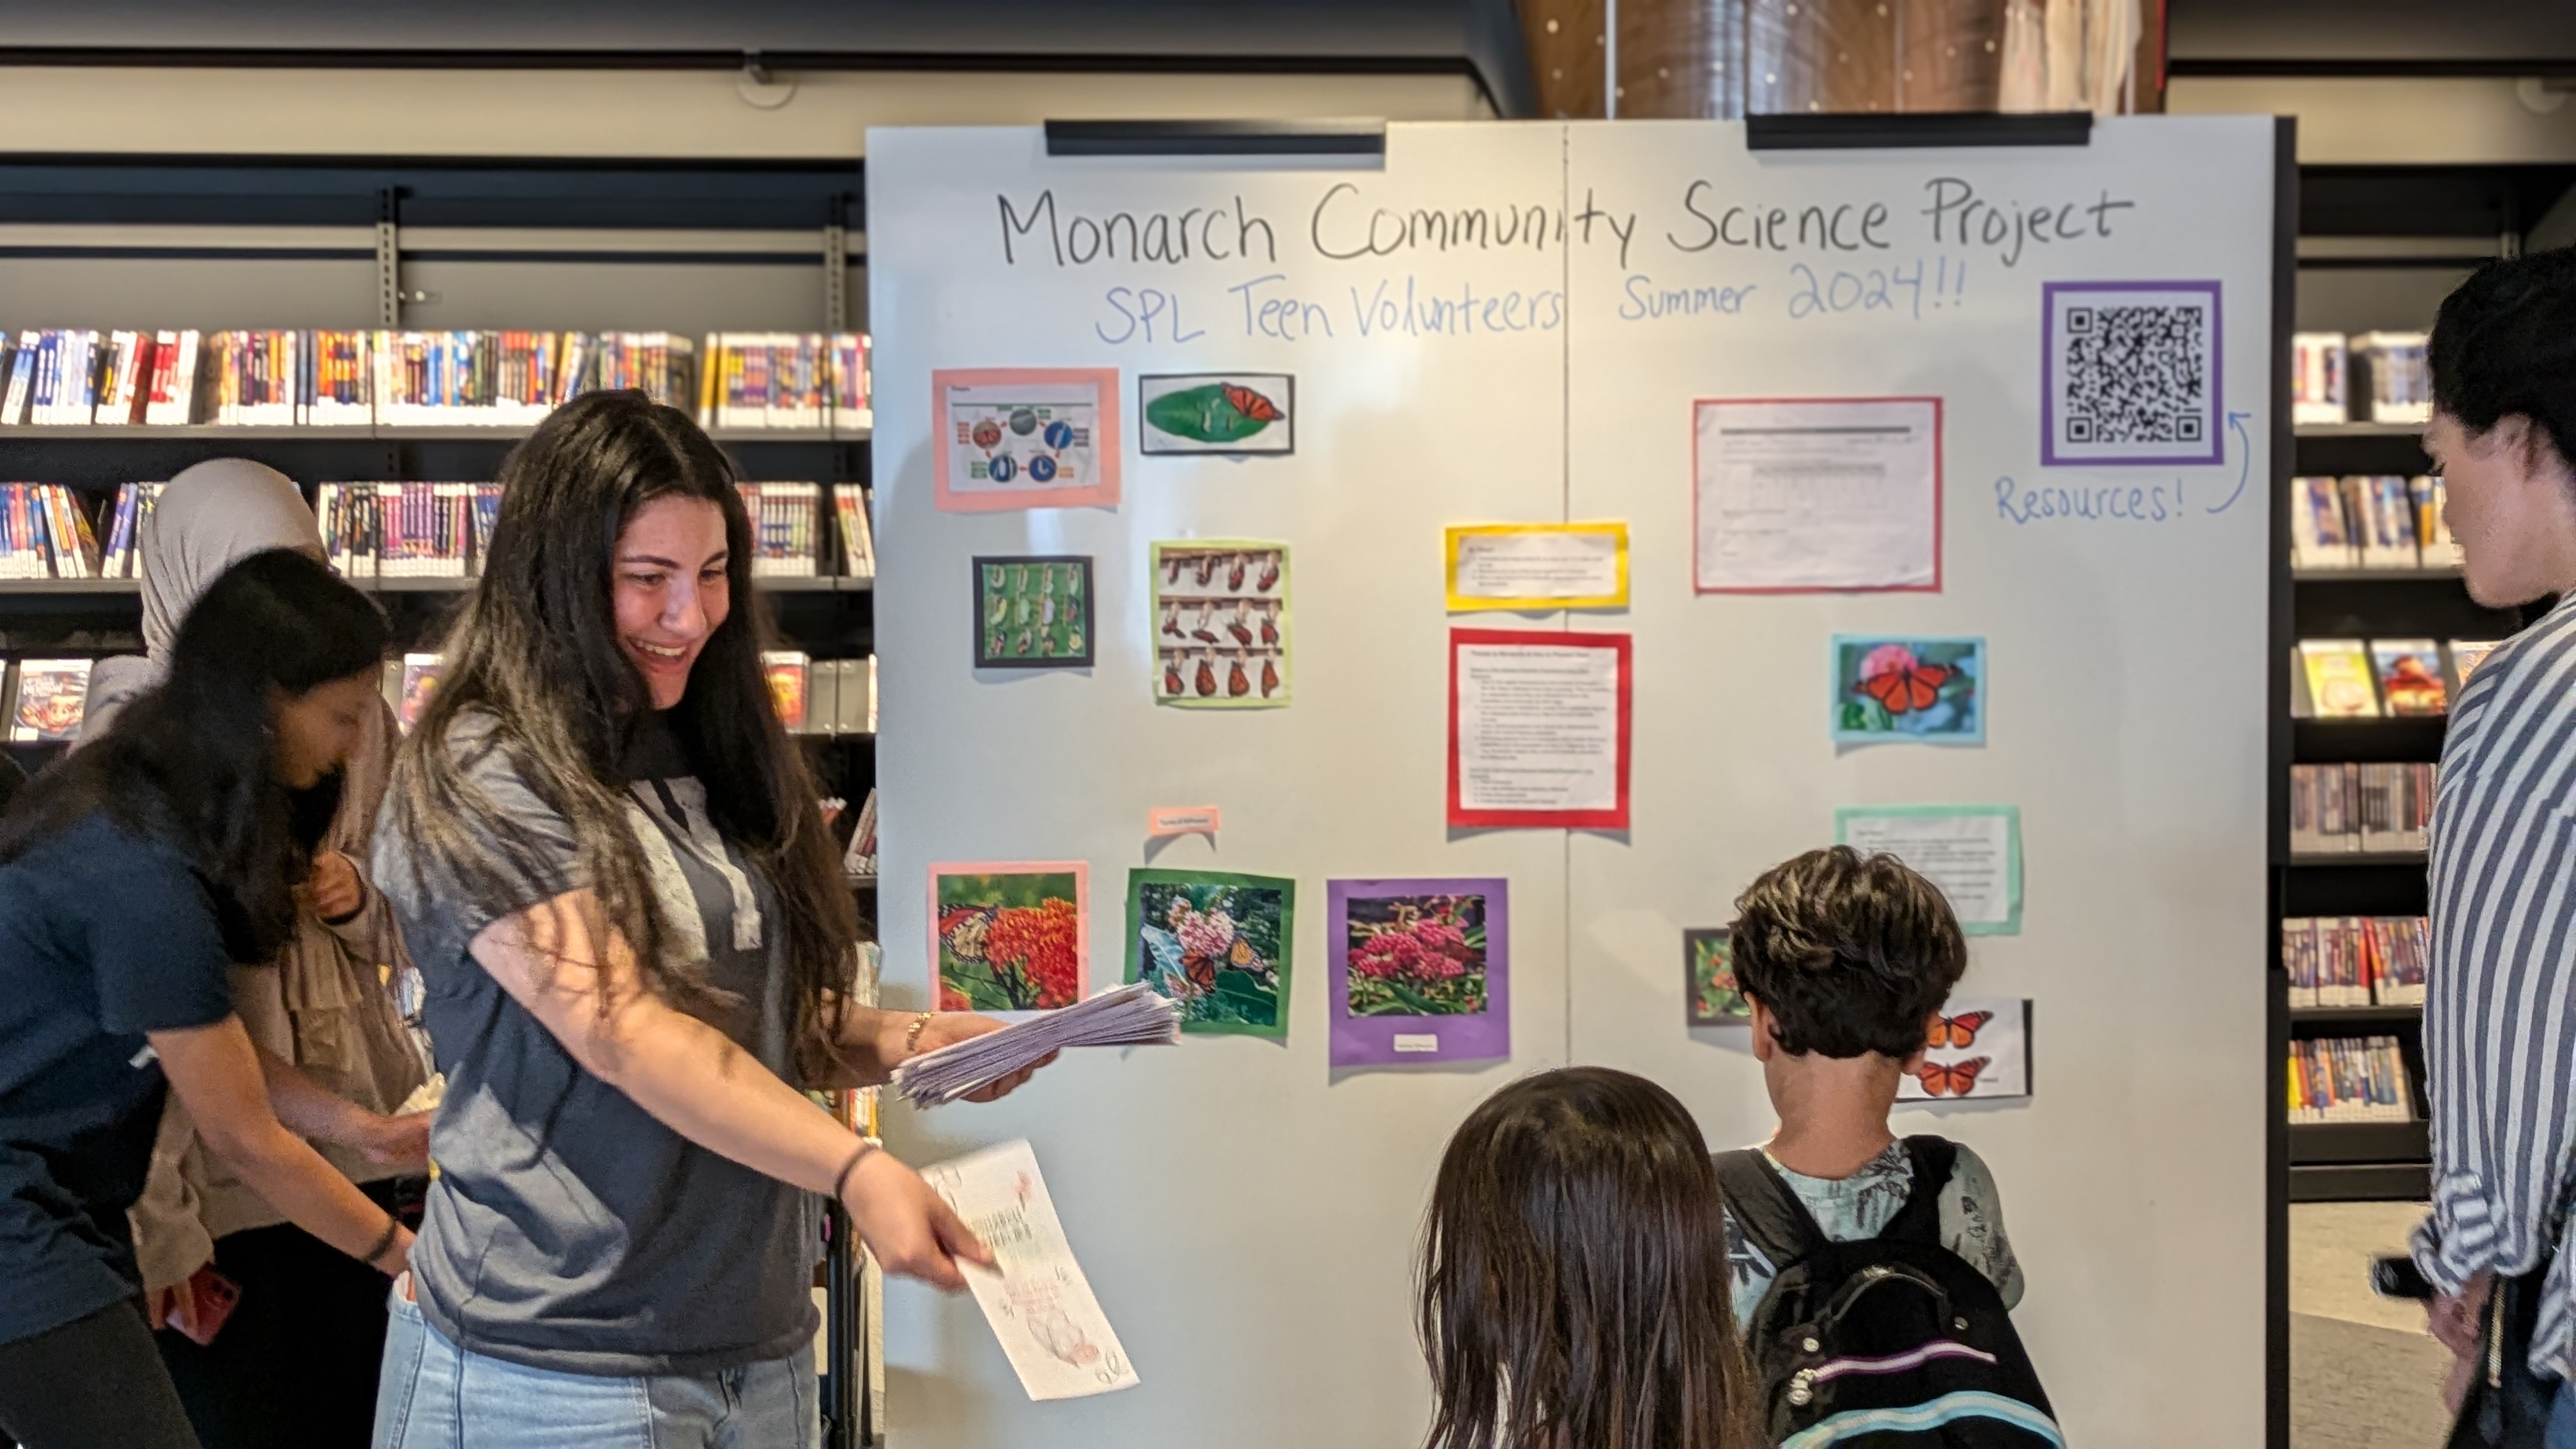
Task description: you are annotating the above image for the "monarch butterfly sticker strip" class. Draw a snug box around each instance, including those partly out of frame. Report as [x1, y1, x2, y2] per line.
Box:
[1137, 372, 1293, 455]
[1897, 996, 2032, 1102]
[1835, 804, 2021, 935]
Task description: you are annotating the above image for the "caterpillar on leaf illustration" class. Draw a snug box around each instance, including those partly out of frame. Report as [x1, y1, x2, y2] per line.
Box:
[1146, 382, 1285, 444]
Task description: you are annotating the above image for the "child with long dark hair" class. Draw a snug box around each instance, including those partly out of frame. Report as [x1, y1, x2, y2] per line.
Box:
[371, 390, 1048, 1444]
[0, 549, 417, 1449]
[1419, 1066, 1761, 1449]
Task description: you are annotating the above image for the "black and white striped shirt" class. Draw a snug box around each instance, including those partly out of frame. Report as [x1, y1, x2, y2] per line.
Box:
[2414, 592, 2576, 1374]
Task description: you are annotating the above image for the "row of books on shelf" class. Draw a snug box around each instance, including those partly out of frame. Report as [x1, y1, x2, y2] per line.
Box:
[0, 328, 871, 429]
[2292, 637, 2497, 719]
[313, 480, 874, 581]
[2283, 916, 2428, 1008]
[0, 650, 884, 747]
[700, 334, 872, 430]
[0, 484, 112, 580]
[2290, 762, 2437, 855]
[2288, 1036, 2417, 1124]
[2291, 331, 2432, 427]
[387, 652, 878, 737]
[0, 478, 871, 583]
[2290, 475, 2456, 572]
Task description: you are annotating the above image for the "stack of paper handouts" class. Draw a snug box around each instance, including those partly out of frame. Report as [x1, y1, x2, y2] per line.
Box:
[892, 981, 1181, 1108]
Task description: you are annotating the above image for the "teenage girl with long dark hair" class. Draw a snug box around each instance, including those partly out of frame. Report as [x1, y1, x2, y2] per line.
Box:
[1420, 1067, 1762, 1449]
[371, 390, 1046, 1445]
[0, 549, 417, 1448]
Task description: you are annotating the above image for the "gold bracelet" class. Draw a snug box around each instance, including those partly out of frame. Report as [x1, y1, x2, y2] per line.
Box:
[903, 1011, 934, 1057]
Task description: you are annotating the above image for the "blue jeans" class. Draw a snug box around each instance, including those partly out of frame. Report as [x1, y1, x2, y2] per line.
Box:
[2552, 1377, 2576, 1449]
[372, 1279, 817, 1448]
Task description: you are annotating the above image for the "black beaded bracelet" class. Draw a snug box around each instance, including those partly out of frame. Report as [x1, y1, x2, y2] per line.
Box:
[363, 1216, 403, 1271]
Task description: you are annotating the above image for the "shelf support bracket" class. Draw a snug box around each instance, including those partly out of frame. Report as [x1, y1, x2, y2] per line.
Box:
[376, 187, 402, 329]
[824, 216, 849, 334]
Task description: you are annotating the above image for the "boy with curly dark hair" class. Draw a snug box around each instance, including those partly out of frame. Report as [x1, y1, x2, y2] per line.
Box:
[1720, 845, 2023, 1322]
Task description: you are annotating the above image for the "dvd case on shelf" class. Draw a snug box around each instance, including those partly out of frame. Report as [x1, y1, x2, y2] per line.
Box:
[2297, 639, 2379, 718]
[4, 657, 91, 740]
[2292, 332, 2349, 426]
[2358, 332, 2432, 426]
[763, 650, 812, 731]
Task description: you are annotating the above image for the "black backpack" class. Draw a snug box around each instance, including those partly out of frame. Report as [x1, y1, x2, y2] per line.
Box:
[1711, 1137, 2062, 1446]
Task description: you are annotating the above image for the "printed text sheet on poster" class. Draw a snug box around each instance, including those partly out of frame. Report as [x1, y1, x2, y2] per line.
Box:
[1694, 397, 1941, 592]
[1836, 805, 2021, 935]
[1448, 629, 1632, 829]
[1445, 523, 1630, 610]
[918, 1139, 1140, 1402]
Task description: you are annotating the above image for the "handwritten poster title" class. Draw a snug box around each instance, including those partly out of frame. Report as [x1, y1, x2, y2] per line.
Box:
[995, 176, 2135, 272]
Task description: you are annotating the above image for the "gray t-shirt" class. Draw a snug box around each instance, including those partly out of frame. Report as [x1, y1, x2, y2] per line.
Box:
[373, 710, 820, 1376]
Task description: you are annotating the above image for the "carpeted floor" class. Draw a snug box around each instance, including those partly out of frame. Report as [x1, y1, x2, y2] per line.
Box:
[2291, 1202, 2454, 1448]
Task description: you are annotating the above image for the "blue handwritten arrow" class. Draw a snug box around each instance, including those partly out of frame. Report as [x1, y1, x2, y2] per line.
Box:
[2208, 411, 2256, 514]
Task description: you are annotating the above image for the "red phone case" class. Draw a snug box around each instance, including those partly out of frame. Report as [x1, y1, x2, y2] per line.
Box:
[171, 1265, 241, 1347]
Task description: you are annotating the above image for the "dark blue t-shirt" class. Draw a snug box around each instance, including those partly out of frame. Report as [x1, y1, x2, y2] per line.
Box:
[0, 809, 236, 1346]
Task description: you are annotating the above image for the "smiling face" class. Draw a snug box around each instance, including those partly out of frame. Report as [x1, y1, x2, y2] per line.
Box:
[612, 494, 733, 709]
[2426, 410, 2576, 608]
[272, 671, 381, 789]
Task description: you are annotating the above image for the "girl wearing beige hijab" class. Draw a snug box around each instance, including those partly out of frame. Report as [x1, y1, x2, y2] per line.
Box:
[84, 459, 429, 1449]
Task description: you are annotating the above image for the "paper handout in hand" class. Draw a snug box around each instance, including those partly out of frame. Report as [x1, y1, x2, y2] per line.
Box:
[919, 1139, 1140, 1401]
[891, 982, 1180, 1109]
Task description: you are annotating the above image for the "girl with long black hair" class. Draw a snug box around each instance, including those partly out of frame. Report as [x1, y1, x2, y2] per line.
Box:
[0, 549, 418, 1449]
[371, 390, 1046, 1445]
[1419, 1067, 1761, 1449]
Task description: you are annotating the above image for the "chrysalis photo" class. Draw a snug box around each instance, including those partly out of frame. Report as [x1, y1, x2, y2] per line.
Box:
[1138, 373, 1293, 455]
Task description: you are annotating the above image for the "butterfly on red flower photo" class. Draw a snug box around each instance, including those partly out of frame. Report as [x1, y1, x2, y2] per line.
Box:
[1928, 1010, 1994, 1050]
[1916, 1056, 1990, 1098]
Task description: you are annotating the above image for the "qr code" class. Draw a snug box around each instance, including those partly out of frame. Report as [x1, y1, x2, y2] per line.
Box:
[2043, 281, 2223, 466]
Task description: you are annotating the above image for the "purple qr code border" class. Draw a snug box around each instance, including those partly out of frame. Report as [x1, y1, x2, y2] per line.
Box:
[2039, 280, 2224, 468]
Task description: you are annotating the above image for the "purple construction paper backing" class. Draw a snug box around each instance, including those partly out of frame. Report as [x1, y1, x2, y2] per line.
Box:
[2039, 280, 2225, 468]
[1328, 877, 1510, 1068]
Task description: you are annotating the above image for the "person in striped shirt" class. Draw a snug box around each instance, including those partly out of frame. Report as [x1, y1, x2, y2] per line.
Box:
[2411, 247, 2576, 1433]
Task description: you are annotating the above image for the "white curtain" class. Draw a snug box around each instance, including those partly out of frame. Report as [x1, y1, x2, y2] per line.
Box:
[2000, 0, 2138, 116]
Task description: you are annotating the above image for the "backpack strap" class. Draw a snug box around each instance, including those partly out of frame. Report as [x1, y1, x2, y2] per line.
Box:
[1712, 1148, 1828, 1272]
[1881, 1135, 1961, 1246]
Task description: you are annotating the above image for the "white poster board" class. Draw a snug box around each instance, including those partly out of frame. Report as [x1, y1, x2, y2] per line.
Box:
[870, 116, 2275, 1449]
